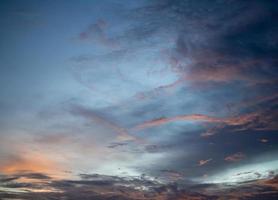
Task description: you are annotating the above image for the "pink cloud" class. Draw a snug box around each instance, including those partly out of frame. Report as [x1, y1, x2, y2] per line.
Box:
[198, 159, 212, 166]
[225, 152, 245, 162]
[132, 114, 224, 131]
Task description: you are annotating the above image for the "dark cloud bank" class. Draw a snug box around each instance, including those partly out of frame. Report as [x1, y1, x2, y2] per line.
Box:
[0, 172, 277, 200]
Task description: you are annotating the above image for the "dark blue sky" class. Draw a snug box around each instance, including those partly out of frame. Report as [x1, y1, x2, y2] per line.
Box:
[0, 0, 277, 199]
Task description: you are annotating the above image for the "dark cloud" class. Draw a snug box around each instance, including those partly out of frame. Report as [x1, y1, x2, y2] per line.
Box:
[1, 172, 278, 200]
[115, 0, 277, 99]
[0, 172, 51, 183]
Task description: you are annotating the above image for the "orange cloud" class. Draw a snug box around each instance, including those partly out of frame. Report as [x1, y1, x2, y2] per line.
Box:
[132, 114, 223, 130]
[132, 113, 258, 131]
[0, 150, 64, 179]
[132, 111, 277, 138]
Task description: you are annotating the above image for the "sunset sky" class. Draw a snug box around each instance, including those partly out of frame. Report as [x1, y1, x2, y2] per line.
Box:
[0, 0, 277, 199]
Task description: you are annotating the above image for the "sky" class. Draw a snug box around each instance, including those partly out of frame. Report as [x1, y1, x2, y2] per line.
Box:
[0, 0, 277, 199]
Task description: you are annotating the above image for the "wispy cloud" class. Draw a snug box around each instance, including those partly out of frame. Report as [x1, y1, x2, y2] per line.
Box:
[132, 113, 258, 131]
[132, 114, 224, 131]
[225, 152, 246, 162]
[78, 19, 118, 48]
[69, 104, 139, 142]
[198, 159, 212, 166]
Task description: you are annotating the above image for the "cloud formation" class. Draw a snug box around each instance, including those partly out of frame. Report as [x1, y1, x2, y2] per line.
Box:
[0, 172, 278, 200]
[0, 0, 277, 199]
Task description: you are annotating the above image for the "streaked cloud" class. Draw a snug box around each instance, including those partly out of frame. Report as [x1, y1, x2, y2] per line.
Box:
[198, 159, 212, 167]
[225, 152, 246, 162]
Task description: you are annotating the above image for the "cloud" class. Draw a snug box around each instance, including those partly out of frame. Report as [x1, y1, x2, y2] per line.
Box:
[133, 79, 182, 100]
[121, 0, 278, 96]
[1, 172, 278, 200]
[159, 169, 184, 181]
[225, 152, 246, 162]
[69, 104, 139, 142]
[260, 138, 268, 143]
[132, 114, 223, 131]
[198, 159, 212, 166]
[0, 153, 59, 175]
[78, 19, 118, 48]
[1, 1, 277, 199]
[131, 107, 278, 141]
[132, 112, 260, 131]
[0, 172, 51, 185]
[107, 142, 128, 149]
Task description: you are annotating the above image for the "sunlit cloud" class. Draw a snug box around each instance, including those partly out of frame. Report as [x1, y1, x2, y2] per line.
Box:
[198, 159, 212, 167]
[225, 152, 246, 162]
